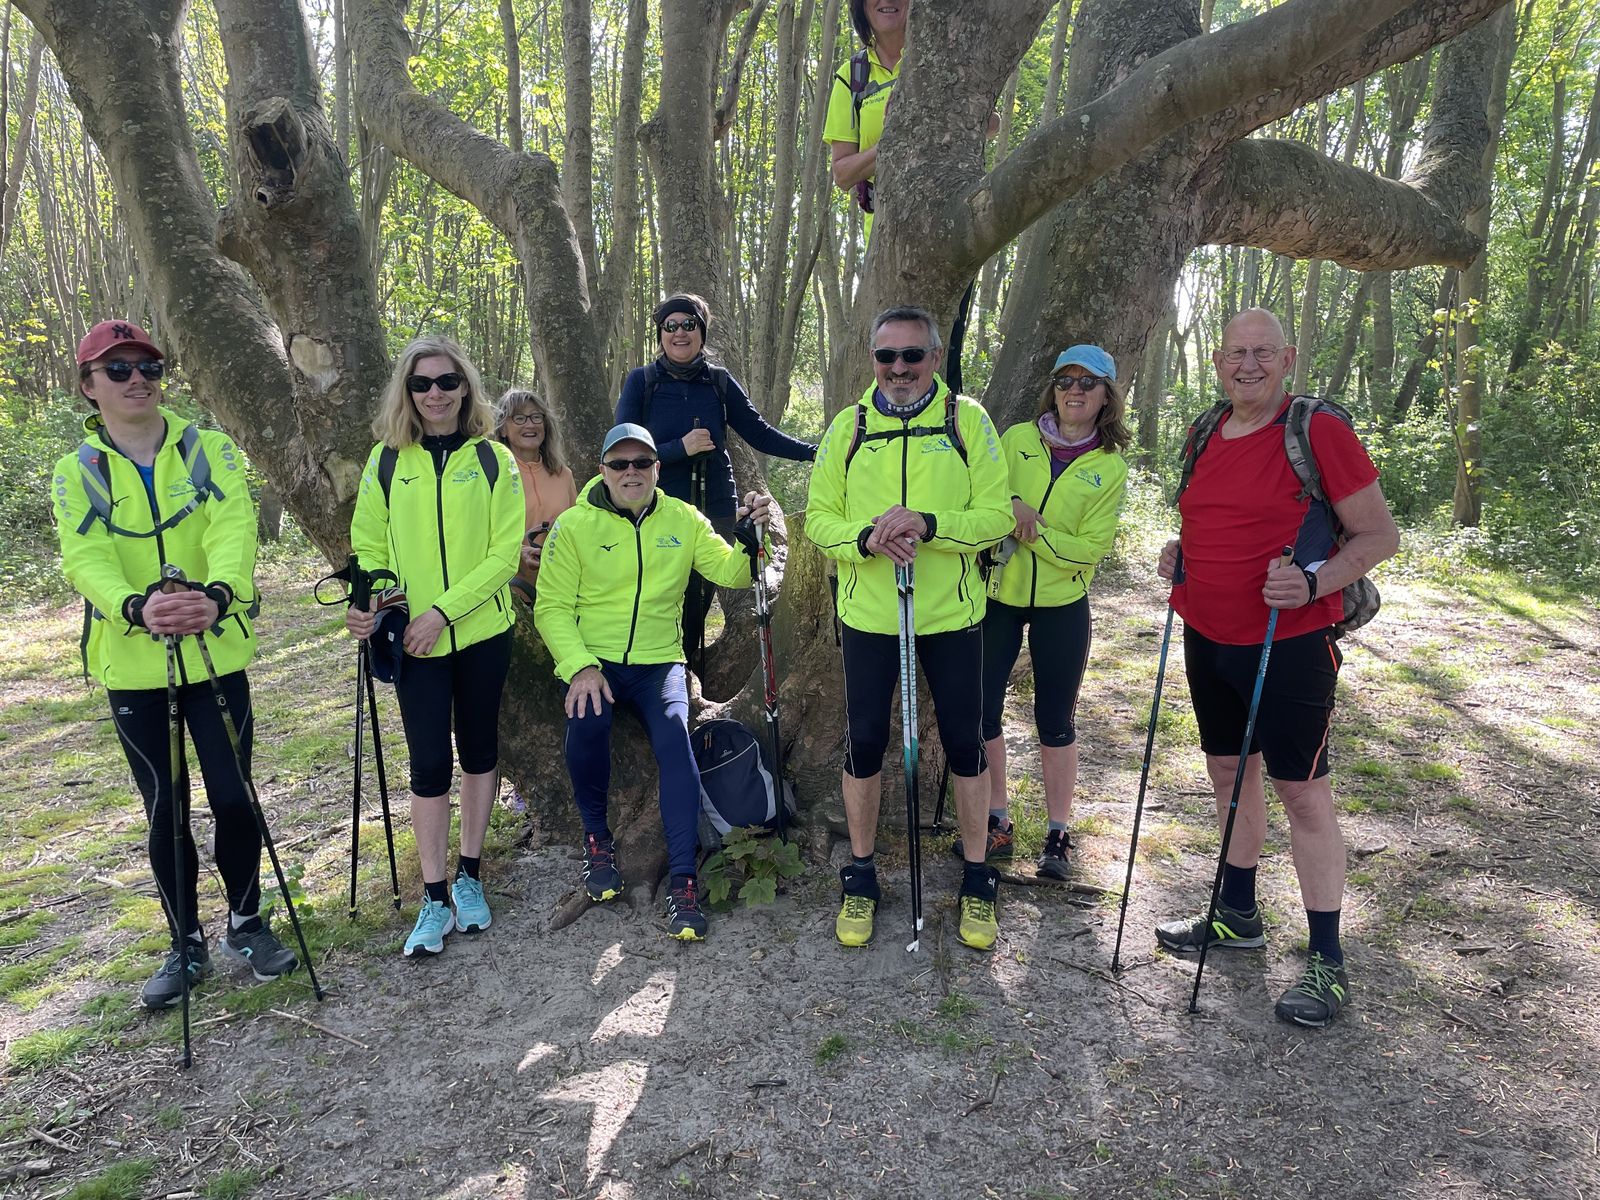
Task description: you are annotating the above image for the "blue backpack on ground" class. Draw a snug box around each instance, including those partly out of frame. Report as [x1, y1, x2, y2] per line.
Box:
[693, 718, 794, 849]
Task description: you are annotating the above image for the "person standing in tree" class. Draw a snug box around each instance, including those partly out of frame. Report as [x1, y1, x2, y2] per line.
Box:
[534, 423, 771, 942]
[806, 305, 1012, 951]
[975, 344, 1129, 880]
[615, 294, 815, 675]
[1155, 307, 1400, 1027]
[345, 335, 523, 959]
[53, 319, 298, 1009]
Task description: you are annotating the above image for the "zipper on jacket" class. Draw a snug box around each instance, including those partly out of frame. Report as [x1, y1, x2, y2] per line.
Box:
[621, 518, 645, 663]
[433, 452, 456, 655]
[899, 417, 910, 506]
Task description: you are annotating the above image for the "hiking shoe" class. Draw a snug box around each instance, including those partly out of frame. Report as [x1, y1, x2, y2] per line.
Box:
[221, 918, 298, 981]
[140, 940, 211, 1009]
[665, 877, 708, 941]
[582, 834, 624, 902]
[1154, 900, 1265, 953]
[452, 874, 492, 933]
[952, 814, 1015, 863]
[957, 866, 1000, 951]
[1275, 953, 1350, 1027]
[403, 898, 455, 958]
[836, 862, 882, 947]
[1037, 829, 1073, 881]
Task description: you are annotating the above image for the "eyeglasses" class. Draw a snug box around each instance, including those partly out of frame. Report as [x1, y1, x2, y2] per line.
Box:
[406, 371, 464, 394]
[603, 456, 656, 472]
[90, 360, 165, 383]
[1053, 375, 1104, 393]
[1220, 346, 1285, 365]
[873, 347, 930, 365]
[661, 318, 700, 334]
[507, 412, 545, 426]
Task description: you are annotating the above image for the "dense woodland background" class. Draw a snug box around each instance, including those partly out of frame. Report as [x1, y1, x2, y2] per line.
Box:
[4, 0, 1594, 590]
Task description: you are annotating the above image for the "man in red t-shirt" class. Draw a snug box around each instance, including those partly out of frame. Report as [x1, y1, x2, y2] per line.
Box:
[1155, 308, 1399, 1028]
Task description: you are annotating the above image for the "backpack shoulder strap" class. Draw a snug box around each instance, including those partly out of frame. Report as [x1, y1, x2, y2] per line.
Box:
[640, 362, 661, 428]
[74, 441, 114, 535]
[849, 49, 871, 127]
[1282, 393, 1351, 506]
[75, 423, 221, 538]
[944, 390, 967, 465]
[178, 424, 223, 503]
[707, 365, 731, 427]
[378, 445, 399, 505]
[475, 439, 500, 490]
[845, 402, 870, 469]
[1172, 399, 1230, 505]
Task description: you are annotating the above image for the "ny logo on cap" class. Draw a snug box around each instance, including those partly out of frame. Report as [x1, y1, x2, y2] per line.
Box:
[111, 323, 135, 340]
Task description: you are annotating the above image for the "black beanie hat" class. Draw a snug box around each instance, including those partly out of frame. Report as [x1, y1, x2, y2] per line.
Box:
[652, 293, 710, 335]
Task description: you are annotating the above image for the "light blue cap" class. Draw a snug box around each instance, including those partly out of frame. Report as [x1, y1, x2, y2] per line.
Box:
[601, 422, 657, 457]
[1053, 344, 1117, 381]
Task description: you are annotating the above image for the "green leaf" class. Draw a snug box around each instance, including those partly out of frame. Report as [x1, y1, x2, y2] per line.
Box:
[740, 876, 777, 906]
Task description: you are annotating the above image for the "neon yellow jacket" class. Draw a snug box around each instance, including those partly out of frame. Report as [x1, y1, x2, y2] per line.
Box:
[349, 438, 523, 657]
[52, 407, 259, 690]
[991, 421, 1128, 609]
[807, 379, 1012, 635]
[534, 478, 756, 683]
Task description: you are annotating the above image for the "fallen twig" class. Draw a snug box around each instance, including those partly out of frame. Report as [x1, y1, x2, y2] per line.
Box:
[963, 1073, 1002, 1117]
[27, 1126, 71, 1151]
[266, 1008, 369, 1051]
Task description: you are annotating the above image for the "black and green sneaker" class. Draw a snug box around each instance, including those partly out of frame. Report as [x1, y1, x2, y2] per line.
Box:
[1037, 829, 1072, 881]
[1154, 900, 1265, 952]
[140, 939, 211, 1010]
[1274, 953, 1349, 1027]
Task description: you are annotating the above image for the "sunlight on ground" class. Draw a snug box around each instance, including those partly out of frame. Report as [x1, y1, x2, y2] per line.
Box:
[540, 1059, 650, 1183]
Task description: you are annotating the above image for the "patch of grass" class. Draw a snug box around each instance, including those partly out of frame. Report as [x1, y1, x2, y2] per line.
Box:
[1346, 758, 1396, 780]
[936, 990, 979, 1020]
[154, 1104, 185, 1131]
[62, 1157, 157, 1200]
[202, 1167, 260, 1199]
[1408, 761, 1462, 783]
[0, 937, 81, 1003]
[814, 1033, 850, 1066]
[1444, 794, 1476, 813]
[7, 1025, 90, 1072]
[1071, 813, 1114, 838]
[0, 908, 56, 948]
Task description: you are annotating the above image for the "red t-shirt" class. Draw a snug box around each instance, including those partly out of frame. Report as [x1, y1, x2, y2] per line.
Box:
[1171, 396, 1379, 645]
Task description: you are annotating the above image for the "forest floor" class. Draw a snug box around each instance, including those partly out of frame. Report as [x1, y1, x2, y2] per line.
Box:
[0, 533, 1597, 1200]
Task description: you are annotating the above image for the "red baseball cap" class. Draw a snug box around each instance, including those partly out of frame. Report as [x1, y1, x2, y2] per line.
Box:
[76, 320, 164, 366]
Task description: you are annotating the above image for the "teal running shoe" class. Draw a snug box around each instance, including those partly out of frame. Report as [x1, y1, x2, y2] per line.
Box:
[452, 874, 492, 933]
[403, 898, 455, 958]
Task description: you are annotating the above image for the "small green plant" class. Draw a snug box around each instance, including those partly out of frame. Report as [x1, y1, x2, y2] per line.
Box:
[154, 1104, 185, 1131]
[814, 1033, 850, 1065]
[202, 1167, 260, 1199]
[700, 827, 804, 907]
[62, 1157, 157, 1200]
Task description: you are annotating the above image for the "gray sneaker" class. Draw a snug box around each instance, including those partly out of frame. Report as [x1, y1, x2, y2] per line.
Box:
[1275, 953, 1350, 1027]
[140, 940, 211, 1009]
[222, 918, 299, 981]
[1154, 900, 1265, 952]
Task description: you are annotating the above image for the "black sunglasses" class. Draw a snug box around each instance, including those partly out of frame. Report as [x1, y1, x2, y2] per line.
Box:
[1053, 375, 1105, 393]
[406, 371, 464, 394]
[873, 347, 930, 365]
[91, 359, 165, 383]
[603, 456, 657, 472]
[661, 318, 700, 334]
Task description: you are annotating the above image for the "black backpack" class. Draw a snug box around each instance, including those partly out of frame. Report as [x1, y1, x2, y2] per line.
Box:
[1175, 394, 1381, 636]
[693, 719, 794, 850]
[638, 360, 731, 430]
[842, 49, 892, 213]
[375, 439, 500, 503]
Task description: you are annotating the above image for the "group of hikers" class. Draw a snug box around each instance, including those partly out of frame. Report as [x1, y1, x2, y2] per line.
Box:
[48, 0, 1399, 1038]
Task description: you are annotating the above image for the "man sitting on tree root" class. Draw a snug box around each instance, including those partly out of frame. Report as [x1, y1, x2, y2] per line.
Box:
[1156, 307, 1400, 1027]
[807, 305, 1012, 951]
[534, 423, 769, 942]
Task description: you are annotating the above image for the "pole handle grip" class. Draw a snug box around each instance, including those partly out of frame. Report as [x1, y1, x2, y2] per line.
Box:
[348, 555, 371, 610]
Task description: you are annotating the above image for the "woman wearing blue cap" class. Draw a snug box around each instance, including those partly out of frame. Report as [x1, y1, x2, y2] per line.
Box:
[974, 344, 1130, 879]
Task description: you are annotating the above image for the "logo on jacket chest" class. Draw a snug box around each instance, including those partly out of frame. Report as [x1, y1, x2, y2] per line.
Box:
[450, 468, 482, 485]
[655, 535, 683, 549]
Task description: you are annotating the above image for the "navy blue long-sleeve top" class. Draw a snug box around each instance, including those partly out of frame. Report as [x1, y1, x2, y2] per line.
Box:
[615, 359, 816, 518]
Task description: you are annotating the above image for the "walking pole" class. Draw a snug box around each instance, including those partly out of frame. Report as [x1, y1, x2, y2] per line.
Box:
[363, 651, 402, 909]
[1189, 547, 1292, 1014]
[162, 566, 325, 1003]
[752, 522, 787, 839]
[691, 419, 708, 680]
[347, 557, 368, 918]
[161, 621, 193, 1070]
[1112, 597, 1177, 972]
[896, 559, 924, 952]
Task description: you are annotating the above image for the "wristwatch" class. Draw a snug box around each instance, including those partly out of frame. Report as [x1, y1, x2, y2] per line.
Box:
[1301, 567, 1320, 603]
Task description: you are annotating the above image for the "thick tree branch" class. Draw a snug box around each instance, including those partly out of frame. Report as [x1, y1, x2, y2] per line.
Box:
[958, 0, 1423, 272]
[595, 0, 647, 338]
[713, 0, 770, 140]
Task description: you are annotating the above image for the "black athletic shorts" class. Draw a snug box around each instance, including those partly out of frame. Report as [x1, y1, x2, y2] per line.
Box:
[841, 623, 986, 778]
[1183, 624, 1341, 782]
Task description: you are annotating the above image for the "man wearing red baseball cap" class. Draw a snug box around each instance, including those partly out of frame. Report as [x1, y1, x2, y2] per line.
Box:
[53, 319, 300, 1010]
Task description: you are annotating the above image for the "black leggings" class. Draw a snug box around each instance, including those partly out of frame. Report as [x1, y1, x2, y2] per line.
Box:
[108, 670, 261, 945]
[394, 630, 513, 796]
[980, 597, 1091, 747]
[841, 623, 987, 778]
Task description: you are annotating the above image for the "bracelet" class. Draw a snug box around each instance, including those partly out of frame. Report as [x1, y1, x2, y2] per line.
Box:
[1301, 567, 1319, 604]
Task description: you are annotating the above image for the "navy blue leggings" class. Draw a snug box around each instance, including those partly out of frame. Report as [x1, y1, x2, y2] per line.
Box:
[980, 596, 1091, 747]
[563, 661, 700, 877]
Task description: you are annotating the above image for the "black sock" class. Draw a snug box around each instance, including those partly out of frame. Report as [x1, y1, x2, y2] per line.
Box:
[1306, 909, 1342, 963]
[456, 854, 481, 882]
[851, 854, 875, 871]
[424, 879, 449, 904]
[1220, 863, 1257, 913]
[962, 861, 996, 900]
